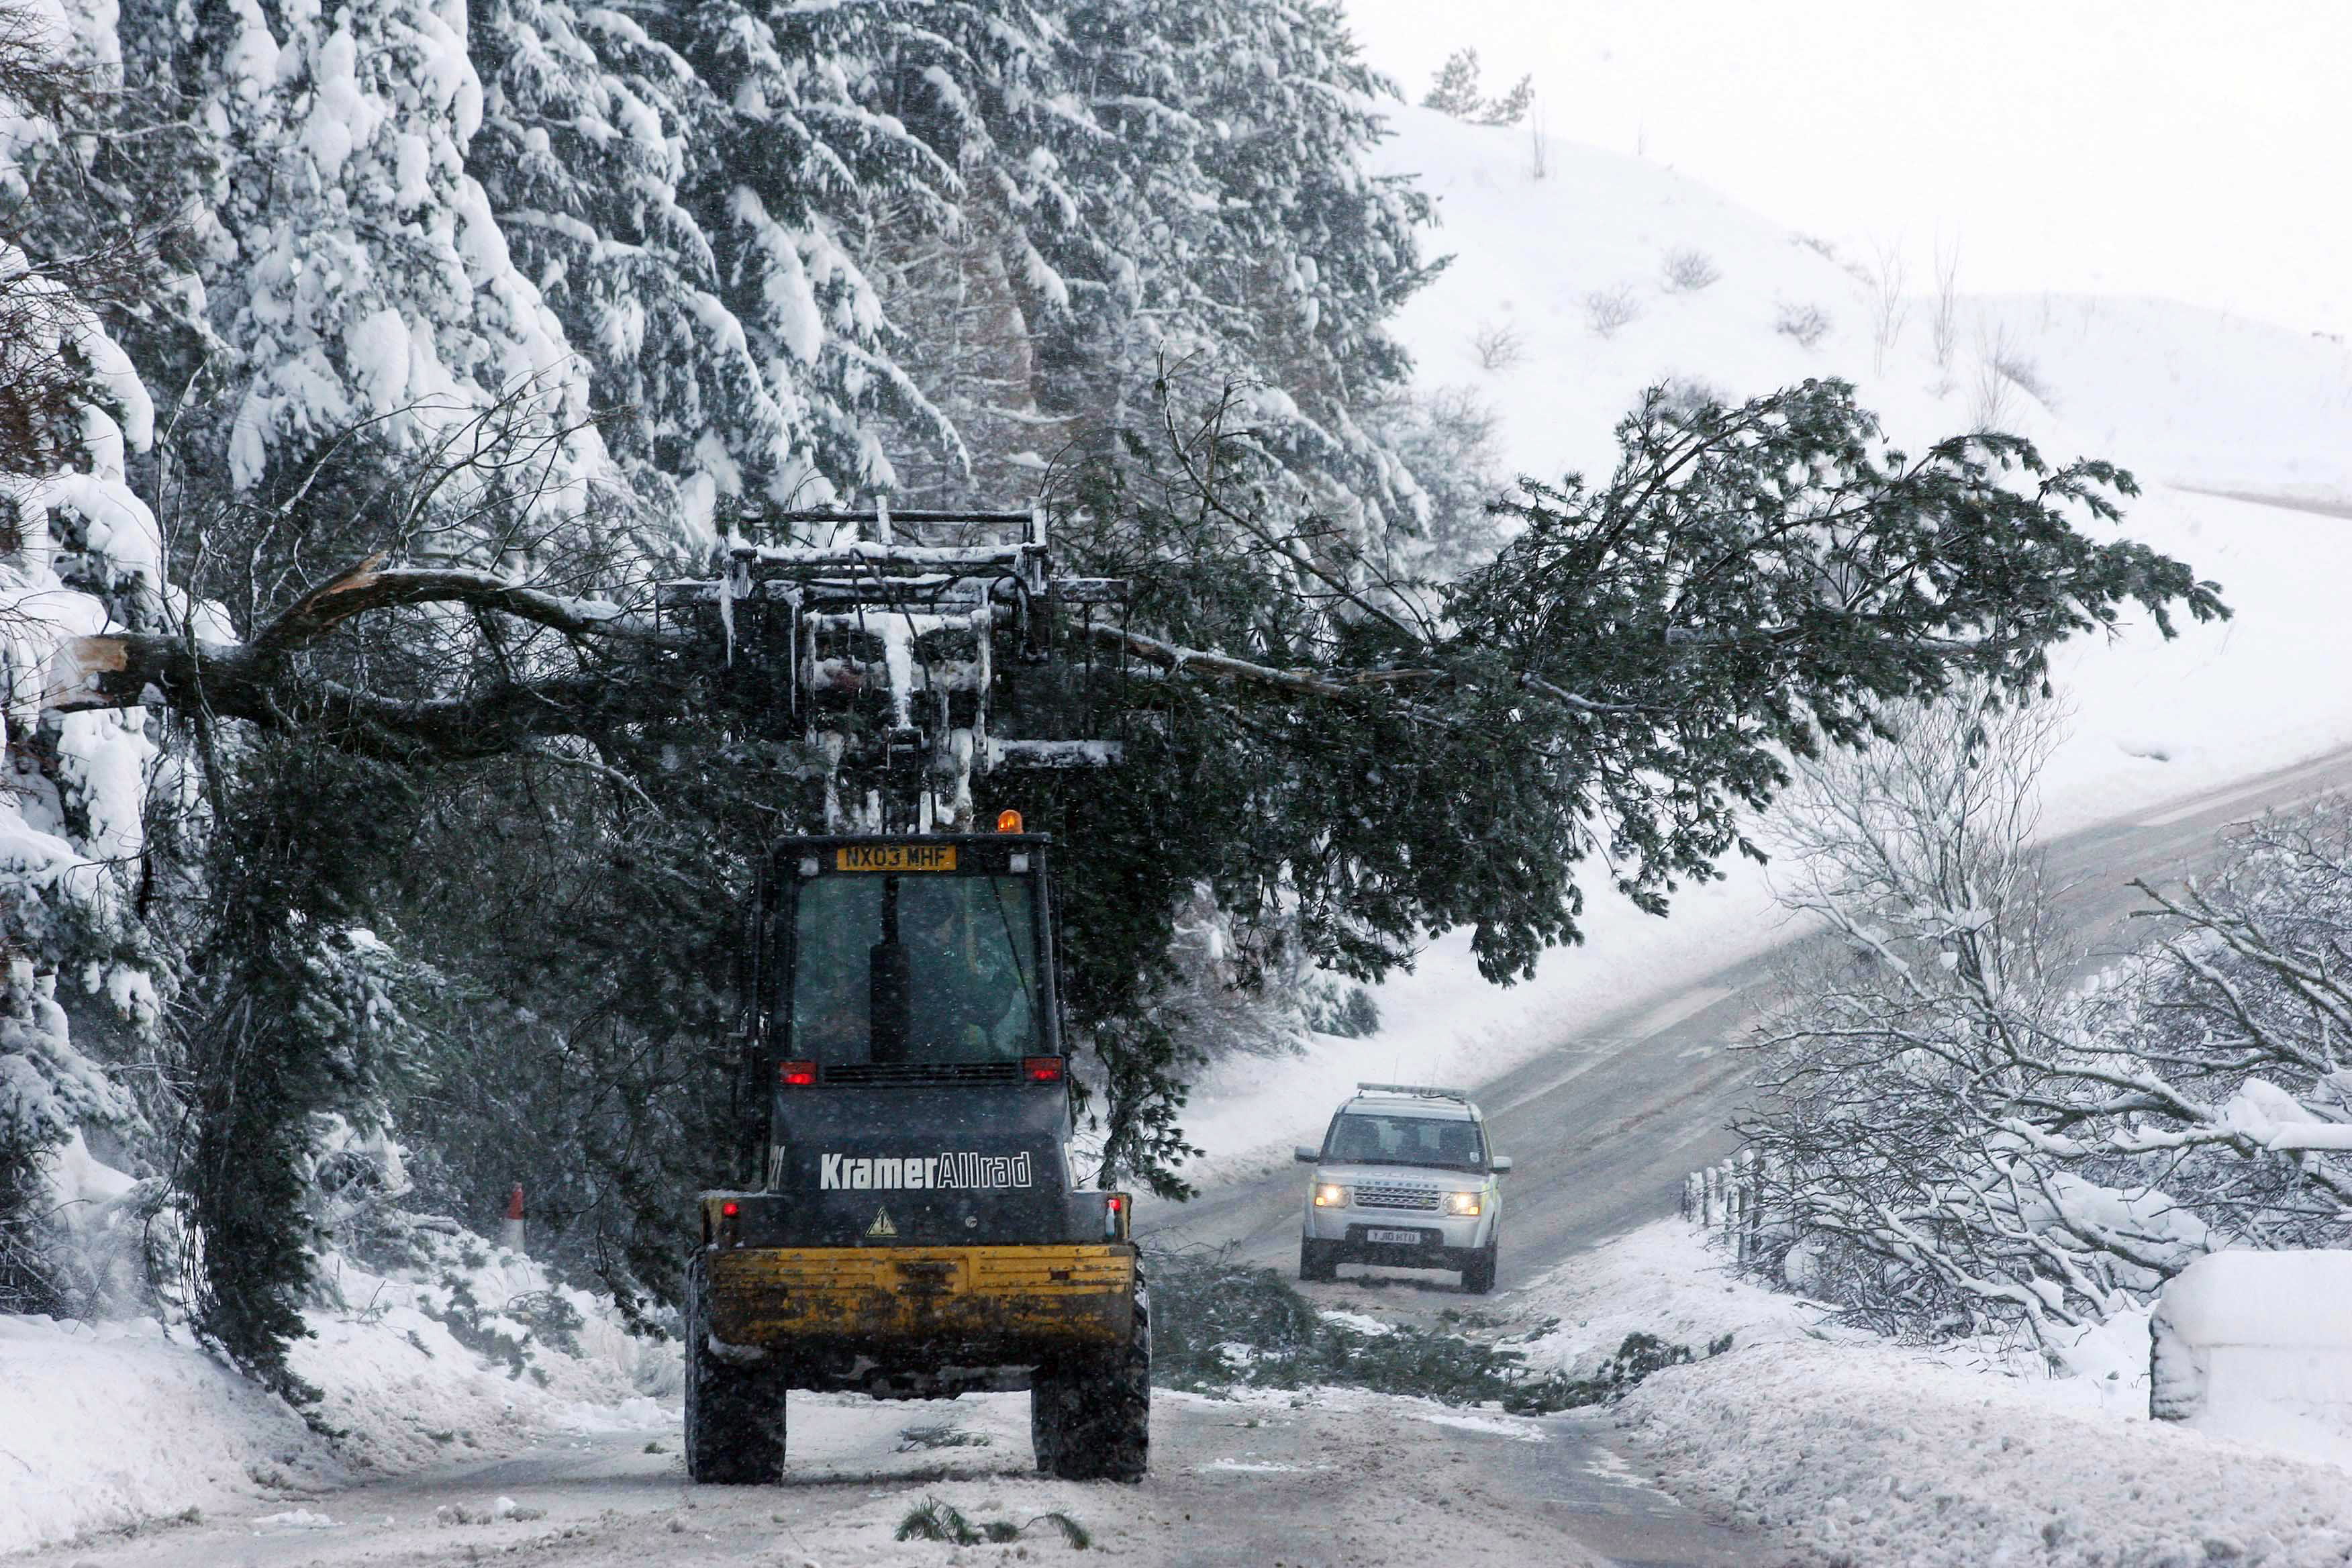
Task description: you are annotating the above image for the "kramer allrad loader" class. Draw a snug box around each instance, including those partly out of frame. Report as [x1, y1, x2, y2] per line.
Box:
[661, 507, 1147, 1483]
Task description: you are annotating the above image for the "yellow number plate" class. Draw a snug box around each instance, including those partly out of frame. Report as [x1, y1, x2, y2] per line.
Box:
[835, 844, 959, 873]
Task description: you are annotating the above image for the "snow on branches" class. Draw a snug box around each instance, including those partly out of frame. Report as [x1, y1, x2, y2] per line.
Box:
[1738, 700, 2352, 1349]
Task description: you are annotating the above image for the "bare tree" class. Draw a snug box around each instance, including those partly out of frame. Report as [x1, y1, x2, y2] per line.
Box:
[1736, 692, 2151, 1346]
[1867, 240, 1908, 374]
[1968, 325, 2041, 431]
[1739, 699, 2352, 1348]
[1930, 238, 1963, 391]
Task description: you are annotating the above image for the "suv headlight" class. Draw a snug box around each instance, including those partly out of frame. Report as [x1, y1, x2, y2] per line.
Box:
[1313, 1183, 1349, 1208]
[1443, 1190, 1481, 1216]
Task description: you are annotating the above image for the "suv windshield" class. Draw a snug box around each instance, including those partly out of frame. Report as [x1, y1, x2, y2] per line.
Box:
[787, 873, 1040, 1063]
[1322, 1111, 1485, 1171]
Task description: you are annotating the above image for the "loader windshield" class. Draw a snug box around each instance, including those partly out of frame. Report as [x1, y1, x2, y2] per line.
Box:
[787, 873, 1040, 1063]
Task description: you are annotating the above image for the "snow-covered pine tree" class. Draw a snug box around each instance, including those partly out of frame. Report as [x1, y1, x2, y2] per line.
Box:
[1419, 46, 1530, 126]
[1475, 72, 1534, 128]
[0, 19, 175, 1304]
[469, 0, 965, 545]
[111, 0, 605, 560]
[646, 0, 973, 524]
[809, 0, 1449, 1171]
[847, 0, 1438, 575]
[1421, 46, 1483, 115]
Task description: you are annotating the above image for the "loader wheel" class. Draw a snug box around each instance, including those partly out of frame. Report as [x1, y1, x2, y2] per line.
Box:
[1461, 1238, 1498, 1295]
[683, 1255, 785, 1484]
[1032, 1279, 1150, 1481]
[1298, 1238, 1339, 1283]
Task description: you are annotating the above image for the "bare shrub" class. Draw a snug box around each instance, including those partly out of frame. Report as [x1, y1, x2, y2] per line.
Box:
[1773, 301, 1830, 349]
[1659, 248, 1721, 294]
[1583, 285, 1639, 339]
[1528, 105, 1550, 181]
[1469, 319, 1525, 371]
[1990, 348, 2052, 406]
[1967, 325, 2050, 429]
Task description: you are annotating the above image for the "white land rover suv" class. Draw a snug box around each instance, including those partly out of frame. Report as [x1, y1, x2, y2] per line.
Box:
[1295, 1083, 1512, 1293]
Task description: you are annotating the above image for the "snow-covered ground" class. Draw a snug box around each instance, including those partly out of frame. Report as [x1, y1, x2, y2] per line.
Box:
[1528, 1220, 2352, 1568]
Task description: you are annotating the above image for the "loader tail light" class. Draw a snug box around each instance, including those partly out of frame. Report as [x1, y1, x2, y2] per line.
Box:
[721, 1200, 740, 1218]
[1023, 1056, 1065, 1084]
[779, 1060, 817, 1086]
[1104, 1193, 1130, 1238]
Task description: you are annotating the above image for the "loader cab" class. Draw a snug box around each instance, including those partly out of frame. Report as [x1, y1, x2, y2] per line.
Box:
[761, 832, 1063, 1083]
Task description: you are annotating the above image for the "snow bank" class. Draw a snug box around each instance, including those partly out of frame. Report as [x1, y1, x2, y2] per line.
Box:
[0, 1314, 332, 1555]
[0, 1224, 676, 1555]
[1623, 1335, 2352, 1568]
[293, 1234, 677, 1474]
[1524, 1222, 2352, 1567]
[2151, 1251, 2352, 1466]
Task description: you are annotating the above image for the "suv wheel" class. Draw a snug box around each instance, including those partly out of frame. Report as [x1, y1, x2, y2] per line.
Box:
[683, 1255, 786, 1483]
[1461, 1238, 1498, 1295]
[1032, 1278, 1150, 1481]
[1298, 1238, 1339, 1283]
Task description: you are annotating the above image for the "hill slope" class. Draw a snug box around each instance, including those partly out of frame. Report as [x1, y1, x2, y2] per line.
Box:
[1959, 293, 2352, 507]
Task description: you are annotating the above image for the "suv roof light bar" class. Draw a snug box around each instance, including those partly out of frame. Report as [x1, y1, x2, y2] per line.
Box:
[1354, 1082, 1471, 1101]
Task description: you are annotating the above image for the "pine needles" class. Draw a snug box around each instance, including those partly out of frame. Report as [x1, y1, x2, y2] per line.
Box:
[895, 1497, 1089, 1549]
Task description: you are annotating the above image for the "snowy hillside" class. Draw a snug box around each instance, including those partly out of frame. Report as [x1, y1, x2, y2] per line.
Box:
[1367, 104, 1985, 482]
[1366, 103, 2352, 833]
[1960, 294, 2352, 507]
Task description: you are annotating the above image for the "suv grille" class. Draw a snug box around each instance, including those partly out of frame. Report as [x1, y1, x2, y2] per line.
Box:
[821, 1062, 1022, 1087]
[1355, 1182, 1441, 1212]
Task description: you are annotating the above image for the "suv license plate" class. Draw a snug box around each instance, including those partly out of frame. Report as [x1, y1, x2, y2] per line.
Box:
[1365, 1228, 1422, 1244]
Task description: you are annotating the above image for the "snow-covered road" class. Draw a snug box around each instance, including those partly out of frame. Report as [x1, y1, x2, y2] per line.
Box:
[9, 1390, 1747, 1567]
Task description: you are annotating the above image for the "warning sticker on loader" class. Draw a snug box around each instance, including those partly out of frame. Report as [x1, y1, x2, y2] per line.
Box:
[835, 844, 958, 873]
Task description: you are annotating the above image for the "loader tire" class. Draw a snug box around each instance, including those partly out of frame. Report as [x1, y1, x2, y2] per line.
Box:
[683, 1255, 785, 1484]
[1032, 1279, 1150, 1481]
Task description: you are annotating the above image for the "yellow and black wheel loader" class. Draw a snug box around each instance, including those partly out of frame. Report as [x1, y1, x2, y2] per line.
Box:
[661, 507, 1146, 1484]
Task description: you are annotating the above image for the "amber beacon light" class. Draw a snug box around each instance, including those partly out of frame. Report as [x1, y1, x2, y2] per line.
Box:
[996, 808, 1025, 834]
